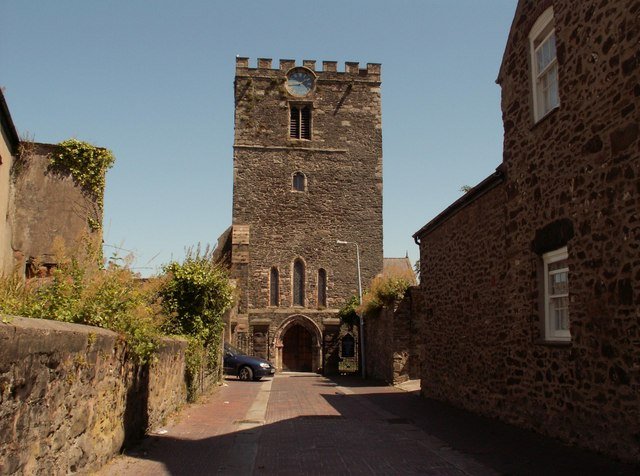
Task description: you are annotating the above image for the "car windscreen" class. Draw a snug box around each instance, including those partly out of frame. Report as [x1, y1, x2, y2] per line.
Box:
[225, 343, 245, 356]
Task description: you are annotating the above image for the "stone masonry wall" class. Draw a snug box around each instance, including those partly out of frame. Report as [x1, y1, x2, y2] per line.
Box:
[365, 287, 423, 385]
[418, 185, 508, 408]
[0, 317, 189, 475]
[11, 142, 102, 272]
[417, 0, 639, 463]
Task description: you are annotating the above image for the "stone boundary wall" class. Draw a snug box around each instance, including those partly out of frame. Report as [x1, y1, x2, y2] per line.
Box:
[0, 317, 191, 475]
[365, 287, 422, 385]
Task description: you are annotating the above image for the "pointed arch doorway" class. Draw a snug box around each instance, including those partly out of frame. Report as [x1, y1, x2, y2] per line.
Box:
[274, 315, 322, 373]
[282, 324, 312, 371]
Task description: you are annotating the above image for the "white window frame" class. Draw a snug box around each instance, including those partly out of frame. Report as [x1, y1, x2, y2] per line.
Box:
[542, 246, 570, 342]
[529, 7, 559, 122]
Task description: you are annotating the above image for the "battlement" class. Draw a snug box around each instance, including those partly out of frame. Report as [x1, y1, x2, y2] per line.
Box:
[235, 57, 381, 79]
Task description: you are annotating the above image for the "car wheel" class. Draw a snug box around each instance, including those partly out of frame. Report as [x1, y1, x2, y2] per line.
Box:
[238, 366, 253, 381]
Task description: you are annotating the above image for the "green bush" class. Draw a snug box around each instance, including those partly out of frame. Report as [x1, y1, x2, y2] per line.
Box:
[159, 246, 234, 400]
[359, 275, 413, 316]
[0, 242, 235, 397]
[0, 247, 162, 364]
[338, 295, 360, 328]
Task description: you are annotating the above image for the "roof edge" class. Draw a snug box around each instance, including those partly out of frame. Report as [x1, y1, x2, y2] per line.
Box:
[0, 90, 20, 155]
[413, 165, 505, 242]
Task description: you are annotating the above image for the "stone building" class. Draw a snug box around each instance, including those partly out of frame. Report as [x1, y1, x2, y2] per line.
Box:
[226, 57, 383, 374]
[0, 90, 20, 276]
[0, 90, 105, 277]
[413, 0, 639, 463]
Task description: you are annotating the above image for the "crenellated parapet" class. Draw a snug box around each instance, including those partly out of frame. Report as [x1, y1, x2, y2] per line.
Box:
[235, 57, 381, 82]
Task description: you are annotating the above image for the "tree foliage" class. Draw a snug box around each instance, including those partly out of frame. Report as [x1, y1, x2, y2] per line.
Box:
[159, 246, 235, 401]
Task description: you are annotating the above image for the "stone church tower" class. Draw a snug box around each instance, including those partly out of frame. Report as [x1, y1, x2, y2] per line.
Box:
[229, 57, 383, 374]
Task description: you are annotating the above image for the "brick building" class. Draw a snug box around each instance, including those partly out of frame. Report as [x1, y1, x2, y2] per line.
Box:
[414, 0, 639, 462]
[226, 58, 383, 374]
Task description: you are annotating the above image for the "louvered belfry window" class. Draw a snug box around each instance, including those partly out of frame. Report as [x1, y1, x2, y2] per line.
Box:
[290, 105, 311, 140]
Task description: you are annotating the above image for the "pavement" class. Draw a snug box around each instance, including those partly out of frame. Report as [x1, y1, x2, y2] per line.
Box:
[97, 373, 639, 476]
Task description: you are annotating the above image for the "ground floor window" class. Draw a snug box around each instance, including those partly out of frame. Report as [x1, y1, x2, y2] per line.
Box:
[543, 247, 570, 341]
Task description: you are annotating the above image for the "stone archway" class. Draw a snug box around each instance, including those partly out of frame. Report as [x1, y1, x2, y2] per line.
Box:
[274, 315, 322, 373]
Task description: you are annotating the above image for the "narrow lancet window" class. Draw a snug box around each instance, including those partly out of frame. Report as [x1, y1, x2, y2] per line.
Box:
[270, 267, 279, 306]
[293, 259, 305, 306]
[317, 268, 327, 307]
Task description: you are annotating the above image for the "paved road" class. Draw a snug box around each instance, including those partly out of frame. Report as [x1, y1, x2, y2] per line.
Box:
[98, 374, 638, 476]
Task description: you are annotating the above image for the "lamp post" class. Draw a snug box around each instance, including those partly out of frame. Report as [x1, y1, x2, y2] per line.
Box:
[337, 240, 365, 378]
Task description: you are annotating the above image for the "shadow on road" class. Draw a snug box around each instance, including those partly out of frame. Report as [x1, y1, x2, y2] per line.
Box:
[109, 375, 638, 476]
[324, 376, 638, 476]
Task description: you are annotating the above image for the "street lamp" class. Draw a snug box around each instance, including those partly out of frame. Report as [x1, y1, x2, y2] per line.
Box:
[337, 239, 365, 378]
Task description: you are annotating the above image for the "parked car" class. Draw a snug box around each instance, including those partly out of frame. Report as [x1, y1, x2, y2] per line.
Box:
[223, 343, 275, 381]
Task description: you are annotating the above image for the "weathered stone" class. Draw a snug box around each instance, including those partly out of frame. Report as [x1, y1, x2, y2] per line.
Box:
[0, 317, 189, 474]
[228, 58, 383, 373]
[364, 287, 422, 385]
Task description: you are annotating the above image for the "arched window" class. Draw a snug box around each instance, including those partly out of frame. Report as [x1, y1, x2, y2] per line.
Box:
[293, 259, 305, 306]
[292, 172, 306, 192]
[270, 267, 279, 306]
[317, 268, 327, 307]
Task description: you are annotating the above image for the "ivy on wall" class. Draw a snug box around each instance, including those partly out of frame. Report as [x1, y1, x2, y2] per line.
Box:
[51, 139, 115, 210]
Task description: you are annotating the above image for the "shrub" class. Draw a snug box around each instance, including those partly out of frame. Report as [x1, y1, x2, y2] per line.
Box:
[159, 245, 234, 400]
[0, 240, 162, 364]
[338, 295, 360, 328]
[359, 275, 413, 316]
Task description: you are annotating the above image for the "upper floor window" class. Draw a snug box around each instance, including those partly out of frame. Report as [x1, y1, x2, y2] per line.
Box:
[317, 268, 327, 307]
[270, 267, 279, 307]
[543, 247, 570, 342]
[292, 172, 306, 192]
[290, 105, 311, 140]
[530, 7, 559, 122]
[293, 258, 305, 306]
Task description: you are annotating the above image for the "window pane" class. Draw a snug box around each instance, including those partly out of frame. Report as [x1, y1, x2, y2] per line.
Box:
[548, 258, 567, 272]
[536, 33, 556, 73]
[550, 296, 569, 330]
[548, 65, 559, 109]
[549, 270, 568, 295]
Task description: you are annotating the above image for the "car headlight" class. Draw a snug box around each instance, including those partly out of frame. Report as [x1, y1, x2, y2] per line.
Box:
[259, 362, 270, 368]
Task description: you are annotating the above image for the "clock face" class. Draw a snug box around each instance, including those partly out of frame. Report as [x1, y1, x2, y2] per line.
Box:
[286, 70, 314, 97]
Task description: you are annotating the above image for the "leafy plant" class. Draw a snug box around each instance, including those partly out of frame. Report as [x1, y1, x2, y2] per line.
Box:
[159, 245, 234, 400]
[50, 139, 115, 210]
[0, 239, 162, 364]
[338, 295, 360, 328]
[358, 275, 413, 316]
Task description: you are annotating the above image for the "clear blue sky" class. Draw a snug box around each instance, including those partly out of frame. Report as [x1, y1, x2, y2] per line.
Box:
[1, 0, 516, 276]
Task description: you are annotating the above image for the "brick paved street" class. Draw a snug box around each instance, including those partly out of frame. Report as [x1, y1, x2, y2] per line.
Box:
[99, 374, 638, 476]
